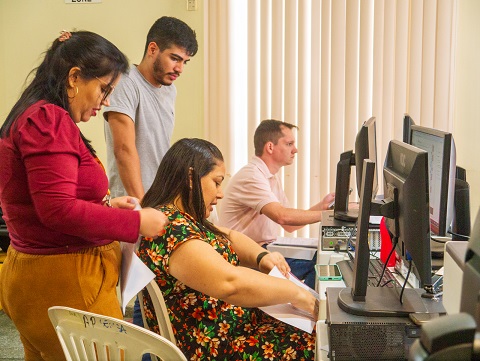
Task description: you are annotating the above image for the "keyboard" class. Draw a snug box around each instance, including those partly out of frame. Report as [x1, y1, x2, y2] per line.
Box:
[337, 258, 401, 288]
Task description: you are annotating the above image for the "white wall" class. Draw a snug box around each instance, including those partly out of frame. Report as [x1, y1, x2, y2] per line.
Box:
[0, 0, 204, 164]
[454, 0, 480, 223]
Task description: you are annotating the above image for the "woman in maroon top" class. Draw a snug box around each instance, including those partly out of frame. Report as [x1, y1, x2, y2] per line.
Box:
[0, 31, 169, 361]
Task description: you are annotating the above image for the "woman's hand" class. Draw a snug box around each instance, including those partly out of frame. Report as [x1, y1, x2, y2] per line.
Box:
[258, 251, 291, 277]
[290, 287, 319, 320]
[110, 196, 138, 209]
[138, 207, 169, 238]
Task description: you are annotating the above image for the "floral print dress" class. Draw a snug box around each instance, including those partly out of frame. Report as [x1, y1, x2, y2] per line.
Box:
[138, 204, 316, 360]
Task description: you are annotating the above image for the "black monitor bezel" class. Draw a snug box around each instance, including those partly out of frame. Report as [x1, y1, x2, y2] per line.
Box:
[337, 141, 433, 317]
[403, 114, 415, 144]
[355, 116, 378, 199]
[383, 140, 432, 286]
[409, 125, 455, 237]
[333, 116, 377, 222]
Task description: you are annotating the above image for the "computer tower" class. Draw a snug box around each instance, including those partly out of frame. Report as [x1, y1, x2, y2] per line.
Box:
[325, 288, 446, 360]
[320, 210, 380, 251]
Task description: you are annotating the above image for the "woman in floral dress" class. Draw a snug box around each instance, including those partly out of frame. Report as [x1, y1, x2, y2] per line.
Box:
[138, 138, 317, 360]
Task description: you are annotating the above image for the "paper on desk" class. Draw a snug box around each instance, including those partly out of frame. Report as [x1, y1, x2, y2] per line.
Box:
[120, 199, 155, 315]
[259, 266, 318, 333]
[273, 236, 317, 248]
[369, 215, 382, 225]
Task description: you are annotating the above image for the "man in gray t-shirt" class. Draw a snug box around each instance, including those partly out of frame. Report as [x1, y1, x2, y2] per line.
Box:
[104, 16, 198, 199]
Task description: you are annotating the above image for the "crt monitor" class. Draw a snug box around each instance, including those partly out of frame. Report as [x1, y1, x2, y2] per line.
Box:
[337, 140, 433, 317]
[409, 125, 456, 238]
[334, 116, 378, 222]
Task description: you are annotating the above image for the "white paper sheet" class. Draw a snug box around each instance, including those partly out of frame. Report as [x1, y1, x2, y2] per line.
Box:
[259, 266, 319, 333]
[119, 199, 156, 314]
[272, 236, 318, 248]
[369, 215, 382, 225]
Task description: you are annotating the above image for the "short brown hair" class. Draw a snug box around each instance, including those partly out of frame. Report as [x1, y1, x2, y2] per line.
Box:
[253, 119, 298, 156]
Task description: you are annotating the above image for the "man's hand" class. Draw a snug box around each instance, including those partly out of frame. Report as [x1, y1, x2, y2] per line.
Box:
[320, 192, 336, 210]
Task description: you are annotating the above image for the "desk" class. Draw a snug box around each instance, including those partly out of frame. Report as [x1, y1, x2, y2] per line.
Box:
[314, 234, 450, 360]
[443, 241, 468, 314]
[266, 244, 316, 261]
[315, 251, 348, 361]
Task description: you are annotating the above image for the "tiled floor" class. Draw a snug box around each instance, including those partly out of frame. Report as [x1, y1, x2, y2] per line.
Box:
[0, 250, 23, 360]
[0, 311, 23, 361]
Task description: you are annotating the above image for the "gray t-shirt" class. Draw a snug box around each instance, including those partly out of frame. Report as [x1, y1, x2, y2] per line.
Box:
[104, 65, 176, 197]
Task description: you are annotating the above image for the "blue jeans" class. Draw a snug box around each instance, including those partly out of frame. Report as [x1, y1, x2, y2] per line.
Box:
[285, 255, 317, 289]
[261, 244, 317, 289]
[133, 297, 150, 361]
[132, 297, 143, 326]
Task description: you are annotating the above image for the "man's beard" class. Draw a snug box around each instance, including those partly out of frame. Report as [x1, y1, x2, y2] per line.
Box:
[153, 57, 172, 86]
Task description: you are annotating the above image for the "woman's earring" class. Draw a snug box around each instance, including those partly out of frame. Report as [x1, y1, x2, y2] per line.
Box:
[68, 86, 78, 99]
[189, 167, 194, 189]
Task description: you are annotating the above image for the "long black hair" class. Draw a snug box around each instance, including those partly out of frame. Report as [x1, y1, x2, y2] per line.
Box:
[0, 31, 129, 154]
[142, 138, 225, 236]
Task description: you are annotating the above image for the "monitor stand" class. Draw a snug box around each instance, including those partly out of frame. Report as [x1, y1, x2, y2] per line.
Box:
[334, 209, 358, 222]
[333, 150, 357, 222]
[337, 287, 431, 317]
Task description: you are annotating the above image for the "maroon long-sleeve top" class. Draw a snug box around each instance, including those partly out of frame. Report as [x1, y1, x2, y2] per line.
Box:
[0, 101, 140, 254]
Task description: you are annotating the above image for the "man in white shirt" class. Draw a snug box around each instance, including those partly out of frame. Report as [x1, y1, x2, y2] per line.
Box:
[219, 119, 334, 288]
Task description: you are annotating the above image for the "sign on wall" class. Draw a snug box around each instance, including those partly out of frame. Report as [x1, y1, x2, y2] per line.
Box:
[65, 0, 102, 3]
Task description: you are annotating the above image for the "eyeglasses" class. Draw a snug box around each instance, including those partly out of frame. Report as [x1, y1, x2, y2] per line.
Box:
[95, 77, 115, 102]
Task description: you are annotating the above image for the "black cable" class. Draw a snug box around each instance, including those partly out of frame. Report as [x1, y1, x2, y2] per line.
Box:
[376, 236, 398, 287]
[346, 222, 357, 262]
[447, 229, 470, 240]
[431, 237, 448, 244]
[380, 279, 395, 287]
[399, 260, 413, 304]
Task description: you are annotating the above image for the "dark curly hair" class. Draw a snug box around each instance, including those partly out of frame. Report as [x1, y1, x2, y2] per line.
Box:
[143, 16, 198, 57]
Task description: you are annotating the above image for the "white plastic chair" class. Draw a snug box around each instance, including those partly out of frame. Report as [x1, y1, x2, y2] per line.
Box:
[48, 306, 186, 361]
[137, 280, 176, 344]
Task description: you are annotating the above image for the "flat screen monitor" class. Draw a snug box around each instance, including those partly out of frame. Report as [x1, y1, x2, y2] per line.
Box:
[461, 208, 480, 329]
[403, 114, 415, 144]
[383, 140, 432, 287]
[410, 125, 456, 238]
[355, 117, 378, 199]
[334, 117, 378, 222]
[337, 140, 433, 317]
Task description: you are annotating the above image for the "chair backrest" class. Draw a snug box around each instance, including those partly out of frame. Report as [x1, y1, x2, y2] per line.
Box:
[137, 280, 176, 344]
[48, 306, 186, 361]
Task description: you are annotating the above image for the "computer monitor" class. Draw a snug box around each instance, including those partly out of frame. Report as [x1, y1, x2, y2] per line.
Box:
[334, 117, 378, 222]
[403, 114, 415, 144]
[452, 167, 471, 241]
[409, 125, 456, 238]
[461, 208, 480, 329]
[337, 140, 433, 317]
